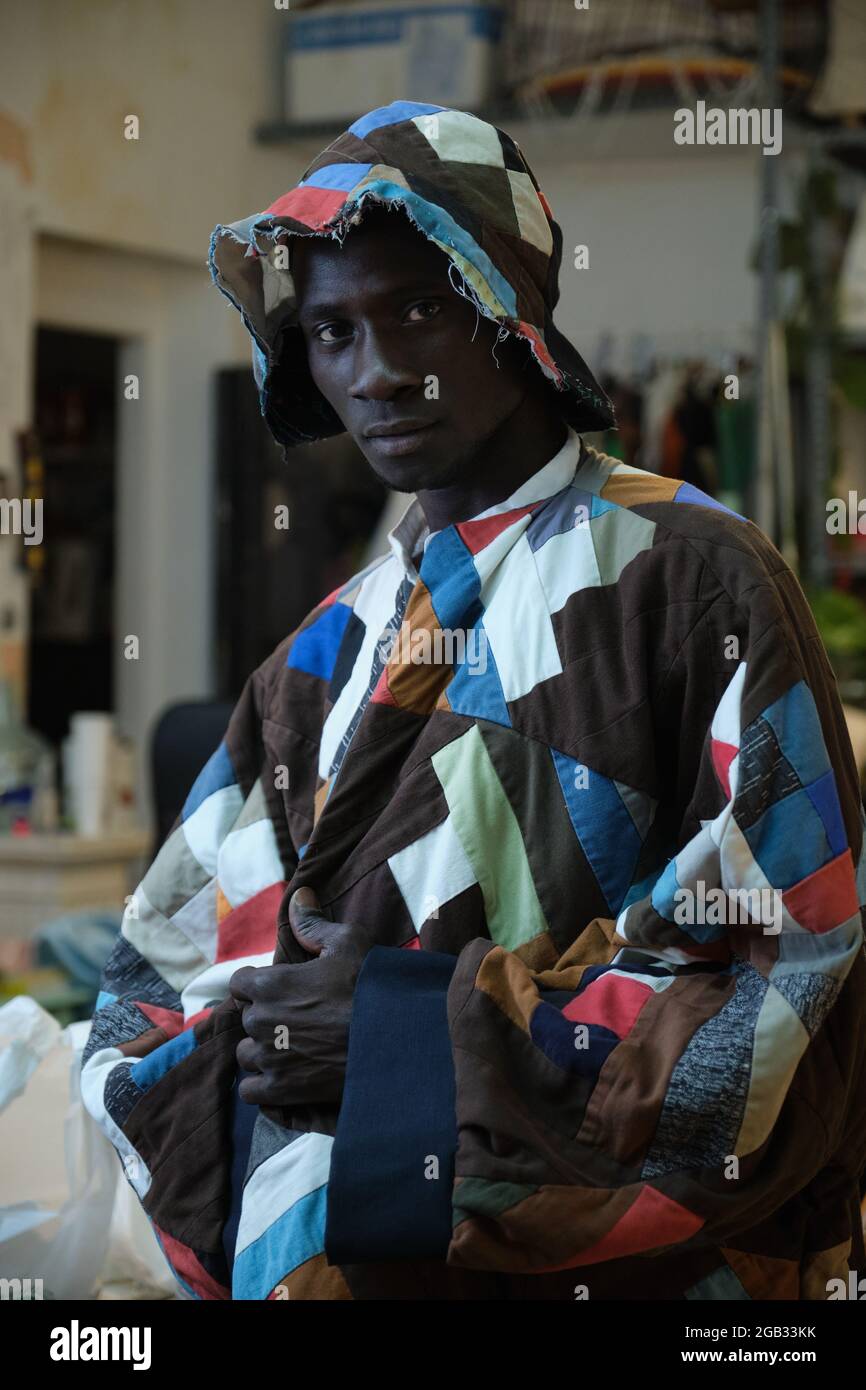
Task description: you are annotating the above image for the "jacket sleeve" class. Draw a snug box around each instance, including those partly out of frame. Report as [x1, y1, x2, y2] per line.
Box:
[324, 553, 866, 1279]
[78, 648, 299, 1191]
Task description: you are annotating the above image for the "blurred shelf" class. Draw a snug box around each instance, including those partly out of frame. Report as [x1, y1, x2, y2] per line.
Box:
[254, 101, 517, 144]
[0, 828, 150, 863]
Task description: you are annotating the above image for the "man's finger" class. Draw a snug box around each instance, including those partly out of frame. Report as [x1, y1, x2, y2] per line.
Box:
[288, 886, 340, 957]
[236, 1037, 263, 1074]
[229, 965, 259, 1002]
[238, 1072, 288, 1107]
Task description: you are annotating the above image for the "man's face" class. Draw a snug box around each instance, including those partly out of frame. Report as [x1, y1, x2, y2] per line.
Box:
[291, 205, 539, 492]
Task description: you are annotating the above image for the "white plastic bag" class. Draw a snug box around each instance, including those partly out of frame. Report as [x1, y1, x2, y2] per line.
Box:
[0, 999, 117, 1298]
[0, 998, 177, 1299]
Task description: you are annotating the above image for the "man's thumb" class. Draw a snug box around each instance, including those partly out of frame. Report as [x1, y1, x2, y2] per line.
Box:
[288, 886, 334, 956]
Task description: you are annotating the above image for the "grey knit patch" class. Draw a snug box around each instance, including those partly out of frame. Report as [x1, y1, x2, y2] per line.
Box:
[103, 1059, 144, 1130]
[734, 714, 802, 830]
[641, 961, 767, 1178]
[101, 935, 182, 1012]
[82, 998, 155, 1068]
[771, 970, 841, 1038]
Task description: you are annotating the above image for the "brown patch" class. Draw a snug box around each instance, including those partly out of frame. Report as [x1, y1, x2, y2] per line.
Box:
[797, 1239, 852, 1301]
[272, 1252, 353, 1300]
[118, 1025, 169, 1058]
[532, 916, 624, 991]
[313, 776, 331, 826]
[475, 946, 539, 1035]
[513, 931, 560, 972]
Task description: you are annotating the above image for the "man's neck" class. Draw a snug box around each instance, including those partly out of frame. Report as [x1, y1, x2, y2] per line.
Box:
[416, 397, 569, 534]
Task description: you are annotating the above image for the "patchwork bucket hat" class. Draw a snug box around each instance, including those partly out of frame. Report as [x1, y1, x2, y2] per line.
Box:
[208, 99, 616, 448]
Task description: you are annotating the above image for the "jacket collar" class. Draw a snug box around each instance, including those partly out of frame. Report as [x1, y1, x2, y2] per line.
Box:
[387, 425, 584, 581]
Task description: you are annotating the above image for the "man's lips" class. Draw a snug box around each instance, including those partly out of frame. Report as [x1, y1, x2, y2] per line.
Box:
[362, 420, 437, 455]
[363, 419, 436, 438]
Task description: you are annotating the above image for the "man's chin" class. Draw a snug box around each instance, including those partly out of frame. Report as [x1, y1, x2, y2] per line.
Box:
[362, 446, 465, 495]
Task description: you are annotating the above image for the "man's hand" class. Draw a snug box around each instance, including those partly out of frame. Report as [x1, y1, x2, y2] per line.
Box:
[229, 887, 371, 1108]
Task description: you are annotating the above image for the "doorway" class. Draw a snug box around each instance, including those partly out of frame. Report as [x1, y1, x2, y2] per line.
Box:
[28, 327, 119, 748]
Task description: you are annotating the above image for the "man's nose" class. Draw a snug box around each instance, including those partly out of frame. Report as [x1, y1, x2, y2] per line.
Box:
[348, 328, 421, 401]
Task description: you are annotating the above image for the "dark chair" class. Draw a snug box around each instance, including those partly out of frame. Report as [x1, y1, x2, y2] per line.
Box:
[150, 699, 234, 861]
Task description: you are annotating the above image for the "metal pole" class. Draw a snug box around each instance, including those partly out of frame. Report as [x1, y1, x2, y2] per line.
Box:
[753, 0, 780, 541]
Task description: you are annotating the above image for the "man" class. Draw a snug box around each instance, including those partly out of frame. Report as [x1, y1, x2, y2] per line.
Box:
[82, 100, 866, 1301]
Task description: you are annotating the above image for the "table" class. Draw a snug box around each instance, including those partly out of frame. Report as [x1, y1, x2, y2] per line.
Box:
[0, 828, 151, 938]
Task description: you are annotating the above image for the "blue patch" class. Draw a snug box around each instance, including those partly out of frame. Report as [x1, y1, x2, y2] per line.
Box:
[446, 621, 511, 728]
[287, 601, 353, 682]
[744, 785, 834, 891]
[804, 768, 847, 858]
[674, 481, 746, 521]
[550, 749, 642, 914]
[651, 859, 728, 943]
[131, 1027, 198, 1094]
[761, 682, 831, 788]
[419, 525, 481, 630]
[856, 806, 866, 906]
[349, 100, 445, 138]
[95, 989, 118, 1011]
[526, 484, 614, 551]
[300, 162, 373, 192]
[233, 1184, 328, 1300]
[620, 864, 667, 911]
[684, 1264, 752, 1300]
[182, 740, 236, 821]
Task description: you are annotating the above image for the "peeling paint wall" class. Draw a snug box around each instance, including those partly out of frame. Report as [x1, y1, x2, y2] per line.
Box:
[0, 0, 322, 803]
[2, 0, 324, 262]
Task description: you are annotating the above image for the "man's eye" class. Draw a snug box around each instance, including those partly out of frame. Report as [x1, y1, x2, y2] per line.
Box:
[314, 322, 350, 345]
[405, 301, 440, 322]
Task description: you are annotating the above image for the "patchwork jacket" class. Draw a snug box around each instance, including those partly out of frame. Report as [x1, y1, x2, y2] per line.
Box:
[81, 427, 866, 1300]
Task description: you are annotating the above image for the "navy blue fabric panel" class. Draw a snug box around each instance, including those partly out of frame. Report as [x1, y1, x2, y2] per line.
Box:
[328, 609, 366, 705]
[325, 945, 458, 1264]
[530, 1000, 620, 1077]
[221, 1069, 259, 1272]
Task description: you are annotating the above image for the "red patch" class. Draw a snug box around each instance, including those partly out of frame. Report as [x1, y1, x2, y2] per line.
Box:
[134, 1002, 183, 1039]
[456, 504, 535, 555]
[711, 738, 737, 800]
[370, 665, 397, 706]
[536, 1185, 704, 1271]
[153, 1224, 230, 1300]
[782, 848, 859, 933]
[215, 881, 287, 964]
[561, 973, 652, 1039]
[517, 320, 559, 379]
[265, 185, 346, 229]
[184, 1007, 213, 1032]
